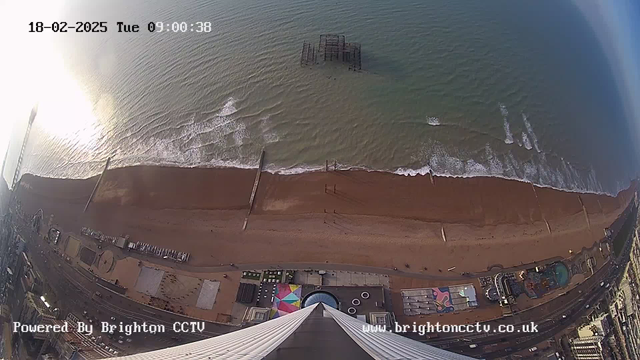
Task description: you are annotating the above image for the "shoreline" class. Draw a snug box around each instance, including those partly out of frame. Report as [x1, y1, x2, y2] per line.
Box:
[17, 164, 635, 224]
[23, 161, 631, 198]
[13, 164, 636, 274]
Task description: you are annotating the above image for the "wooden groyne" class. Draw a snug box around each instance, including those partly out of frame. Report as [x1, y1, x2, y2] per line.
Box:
[243, 150, 266, 230]
[84, 157, 111, 213]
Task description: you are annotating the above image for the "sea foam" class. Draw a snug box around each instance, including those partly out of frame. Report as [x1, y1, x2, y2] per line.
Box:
[427, 116, 440, 126]
[19, 98, 624, 197]
[522, 113, 541, 152]
[392, 140, 614, 195]
[522, 132, 532, 150]
[499, 104, 514, 144]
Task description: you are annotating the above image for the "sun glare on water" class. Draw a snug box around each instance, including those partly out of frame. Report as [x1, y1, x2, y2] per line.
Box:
[1, 0, 103, 151]
[34, 55, 104, 148]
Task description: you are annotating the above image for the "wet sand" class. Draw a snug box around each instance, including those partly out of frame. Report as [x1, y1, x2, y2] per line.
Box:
[14, 166, 636, 274]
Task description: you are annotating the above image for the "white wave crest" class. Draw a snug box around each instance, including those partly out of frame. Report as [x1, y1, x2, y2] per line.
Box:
[395, 166, 432, 176]
[264, 163, 325, 175]
[427, 116, 440, 126]
[485, 145, 504, 174]
[522, 113, 541, 152]
[499, 103, 508, 117]
[218, 98, 238, 117]
[465, 159, 488, 176]
[393, 141, 615, 195]
[429, 144, 465, 175]
[499, 104, 514, 144]
[259, 115, 280, 144]
[522, 132, 532, 150]
[503, 119, 514, 144]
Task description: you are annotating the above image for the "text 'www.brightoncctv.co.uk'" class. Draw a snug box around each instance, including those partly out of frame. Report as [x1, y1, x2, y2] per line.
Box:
[362, 322, 539, 336]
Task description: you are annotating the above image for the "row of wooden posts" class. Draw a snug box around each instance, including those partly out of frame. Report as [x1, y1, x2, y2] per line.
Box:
[324, 160, 337, 224]
[324, 184, 336, 194]
[325, 160, 338, 171]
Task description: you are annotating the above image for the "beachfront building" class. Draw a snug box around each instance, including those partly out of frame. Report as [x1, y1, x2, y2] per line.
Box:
[18, 292, 56, 341]
[577, 314, 610, 339]
[401, 284, 478, 316]
[604, 227, 640, 360]
[242, 306, 271, 325]
[115, 303, 473, 359]
[569, 336, 607, 360]
[46, 315, 115, 359]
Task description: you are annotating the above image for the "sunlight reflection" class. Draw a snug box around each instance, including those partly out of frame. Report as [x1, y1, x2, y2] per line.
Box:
[1, 0, 103, 150]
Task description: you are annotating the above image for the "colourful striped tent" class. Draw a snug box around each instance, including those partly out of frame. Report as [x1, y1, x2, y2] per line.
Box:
[270, 284, 302, 319]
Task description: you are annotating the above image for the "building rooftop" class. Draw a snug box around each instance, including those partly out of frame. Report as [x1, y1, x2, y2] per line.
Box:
[401, 284, 479, 315]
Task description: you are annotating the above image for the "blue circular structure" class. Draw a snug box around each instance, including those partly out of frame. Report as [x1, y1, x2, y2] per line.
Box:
[302, 291, 339, 309]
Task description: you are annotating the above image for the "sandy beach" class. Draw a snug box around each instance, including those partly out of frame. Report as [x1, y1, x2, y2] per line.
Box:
[14, 166, 635, 274]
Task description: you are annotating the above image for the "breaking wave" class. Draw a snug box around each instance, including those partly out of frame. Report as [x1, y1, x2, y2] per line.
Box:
[18, 98, 629, 198]
[394, 141, 615, 195]
[427, 116, 441, 126]
[522, 113, 541, 152]
[259, 115, 280, 144]
[20, 97, 280, 180]
[499, 104, 514, 144]
[522, 132, 532, 150]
